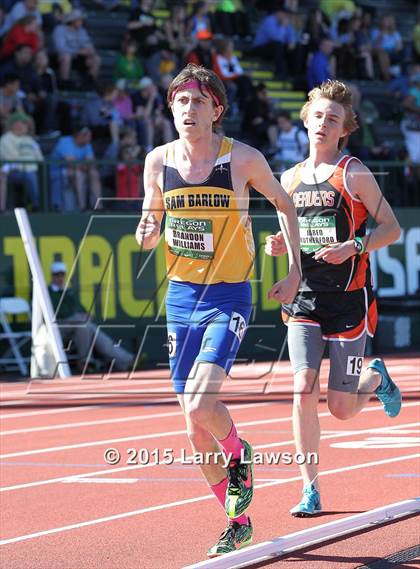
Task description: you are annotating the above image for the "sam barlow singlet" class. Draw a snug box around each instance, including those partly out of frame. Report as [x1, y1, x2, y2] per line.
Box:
[288, 155, 372, 292]
[162, 136, 255, 284]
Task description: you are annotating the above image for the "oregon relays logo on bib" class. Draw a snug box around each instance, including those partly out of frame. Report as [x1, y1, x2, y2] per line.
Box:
[298, 215, 337, 253]
[166, 216, 214, 260]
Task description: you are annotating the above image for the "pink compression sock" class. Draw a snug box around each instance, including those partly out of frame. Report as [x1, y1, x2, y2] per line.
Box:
[210, 477, 249, 525]
[218, 422, 244, 460]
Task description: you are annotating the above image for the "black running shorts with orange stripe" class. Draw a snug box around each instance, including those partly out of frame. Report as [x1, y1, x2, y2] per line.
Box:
[282, 287, 378, 340]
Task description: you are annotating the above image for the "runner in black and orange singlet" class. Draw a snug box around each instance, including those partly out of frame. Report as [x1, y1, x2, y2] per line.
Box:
[135, 64, 302, 556]
[265, 80, 402, 517]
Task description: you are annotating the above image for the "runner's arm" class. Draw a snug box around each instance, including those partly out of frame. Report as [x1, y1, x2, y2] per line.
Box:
[135, 148, 165, 250]
[314, 160, 400, 264]
[347, 160, 401, 252]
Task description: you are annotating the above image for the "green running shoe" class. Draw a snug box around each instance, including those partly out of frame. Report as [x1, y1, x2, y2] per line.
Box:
[225, 439, 254, 518]
[290, 484, 322, 517]
[368, 358, 402, 417]
[207, 518, 253, 558]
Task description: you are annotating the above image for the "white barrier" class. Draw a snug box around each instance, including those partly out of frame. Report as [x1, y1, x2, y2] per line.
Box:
[184, 497, 420, 569]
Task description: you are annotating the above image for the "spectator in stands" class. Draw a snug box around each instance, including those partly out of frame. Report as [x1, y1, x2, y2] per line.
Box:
[127, 0, 169, 82]
[307, 38, 334, 90]
[388, 63, 420, 101]
[33, 48, 58, 133]
[116, 143, 143, 208]
[42, 2, 66, 33]
[241, 82, 277, 150]
[301, 8, 330, 57]
[0, 15, 42, 59]
[48, 261, 135, 372]
[0, 74, 25, 132]
[319, 0, 355, 24]
[401, 70, 420, 175]
[333, 16, 359, 79]
[352, 14, 375, 80]
[164, 4, 193, 64]
[82, 83, 120, 144]
[187, 1, 213, 40]
[251, 7, 301, 78]
[112, 78, 150, 147]
[158, 49, 177, 76]
[186, 30, 214, 69]
[131, 76, 173, 152]
[0, 43, 56, 135]
[53, 9, 101, 83]
[0, 44, 38, 96]
[101, 125, 138, 188]
[0, 112, 42, 210]
[372, 15, 403, 81]
[49, 126, 102, 211]
[274, 110, 309, 167]
[213, 37, 254, 113]
[113, 39, 144, 85]
[3, 0, 42, 34]
[213, 0, 251, 38]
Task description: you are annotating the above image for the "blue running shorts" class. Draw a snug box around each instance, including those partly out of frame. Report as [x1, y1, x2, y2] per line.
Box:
[165, 280, 252, 394]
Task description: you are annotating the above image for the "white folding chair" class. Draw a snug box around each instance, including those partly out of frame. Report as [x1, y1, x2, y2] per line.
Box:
[0, 297, 32, 376]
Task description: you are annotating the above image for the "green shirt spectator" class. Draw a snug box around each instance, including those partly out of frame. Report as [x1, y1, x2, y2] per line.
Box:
[113, 40, 144, 83]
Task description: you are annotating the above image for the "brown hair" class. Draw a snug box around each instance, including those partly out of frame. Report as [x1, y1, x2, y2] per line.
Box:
[167, 63, 228, 130]
[300, 79, 359, 149]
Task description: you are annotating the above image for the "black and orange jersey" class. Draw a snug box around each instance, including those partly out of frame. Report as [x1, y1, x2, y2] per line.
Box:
[288, 155, 371, 292]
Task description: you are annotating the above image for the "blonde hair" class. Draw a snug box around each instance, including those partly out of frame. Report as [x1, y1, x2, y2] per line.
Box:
[300, 80, 359, 149]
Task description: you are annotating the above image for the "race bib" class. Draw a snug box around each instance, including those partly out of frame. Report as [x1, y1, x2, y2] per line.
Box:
[298, 216, 337, 254]
[229, 312, 247, 342]
[166, 216, 214, 260]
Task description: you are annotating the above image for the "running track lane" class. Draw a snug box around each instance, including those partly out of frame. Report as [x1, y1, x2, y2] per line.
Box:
[0, 356, 419, 568]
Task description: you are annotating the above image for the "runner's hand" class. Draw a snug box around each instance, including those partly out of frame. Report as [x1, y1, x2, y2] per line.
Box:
[313, 241, 355, 264]
[265, 231, 287, 256]
[268, 269, 300, 304]
[137, 214, 160, 244]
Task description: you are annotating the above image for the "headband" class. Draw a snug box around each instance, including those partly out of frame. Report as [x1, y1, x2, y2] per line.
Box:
[171, 79, 222, 107]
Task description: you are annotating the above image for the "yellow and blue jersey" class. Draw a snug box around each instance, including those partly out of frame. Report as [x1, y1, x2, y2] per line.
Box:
[162, 136, 255, 284]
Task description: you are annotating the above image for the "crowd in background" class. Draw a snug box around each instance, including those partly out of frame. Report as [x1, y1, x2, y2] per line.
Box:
[0, 0, 419, 212]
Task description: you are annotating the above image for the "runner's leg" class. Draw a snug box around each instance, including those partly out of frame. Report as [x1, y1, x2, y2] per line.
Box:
[288, 323, 325, 490]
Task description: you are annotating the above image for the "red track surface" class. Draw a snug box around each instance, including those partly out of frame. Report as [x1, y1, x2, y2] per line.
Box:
[1, 355, 419, 569]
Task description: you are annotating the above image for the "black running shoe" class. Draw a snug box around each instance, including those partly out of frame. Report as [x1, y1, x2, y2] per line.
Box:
[207, 517, 253, 557]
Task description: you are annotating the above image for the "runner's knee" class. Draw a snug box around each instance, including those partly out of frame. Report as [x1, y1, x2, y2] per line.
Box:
[184, 396, 216, 428]
[293, 369, 319, 405]
[328, 396, 354, 420]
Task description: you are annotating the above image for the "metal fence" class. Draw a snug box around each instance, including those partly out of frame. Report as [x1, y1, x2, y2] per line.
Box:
[1, 158, 419, 212]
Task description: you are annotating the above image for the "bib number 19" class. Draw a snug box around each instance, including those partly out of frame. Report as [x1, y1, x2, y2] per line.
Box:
[346, 356, 363, 376]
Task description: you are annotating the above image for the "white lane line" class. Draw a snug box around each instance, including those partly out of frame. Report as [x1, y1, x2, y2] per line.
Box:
[2, 401, 419, 460]
[0, 453, 418, 546]
[1, 415, 418, 493]
[0, 402, 270, 436]
[0, 405, 105, 420]
[62, 478, 139, 484]
[1, 396, 179, 408]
